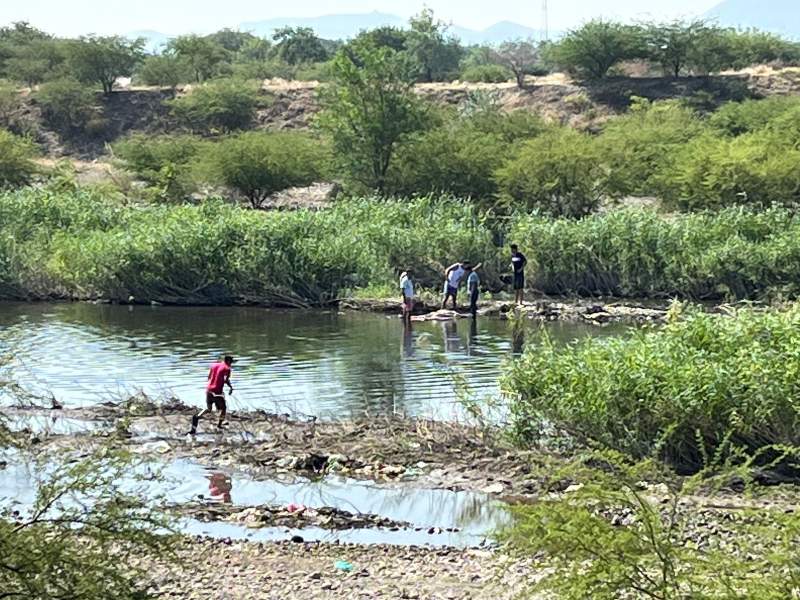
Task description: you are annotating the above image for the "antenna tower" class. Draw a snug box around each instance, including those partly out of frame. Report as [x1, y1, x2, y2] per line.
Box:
[541, 0, 549, 42]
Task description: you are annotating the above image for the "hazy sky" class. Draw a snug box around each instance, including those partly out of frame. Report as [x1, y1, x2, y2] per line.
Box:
[0, 0, 722, 36]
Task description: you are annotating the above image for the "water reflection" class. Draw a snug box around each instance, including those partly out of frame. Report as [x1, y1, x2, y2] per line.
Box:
[0, 302, 630, 419]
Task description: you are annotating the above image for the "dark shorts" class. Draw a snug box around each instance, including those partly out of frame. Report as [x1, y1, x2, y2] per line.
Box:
[444, 284, 458, 297]
[513, 272, 525, 291]
[403, 297, 414, 311]
[206, 391, 226, 411]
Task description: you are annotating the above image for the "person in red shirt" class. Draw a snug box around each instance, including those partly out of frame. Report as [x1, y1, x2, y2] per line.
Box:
[189, 355, 234, 435]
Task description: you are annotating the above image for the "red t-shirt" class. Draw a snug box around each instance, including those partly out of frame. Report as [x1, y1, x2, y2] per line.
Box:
[206, 362, 231, 394]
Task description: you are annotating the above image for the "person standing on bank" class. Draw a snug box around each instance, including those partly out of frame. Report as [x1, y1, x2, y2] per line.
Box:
[400, 269, 414, 324]
[441, 262, 467, 310]
[510, 244, 528, 305]
[189, 355, 234, 435]
[466, 264, 480, 318]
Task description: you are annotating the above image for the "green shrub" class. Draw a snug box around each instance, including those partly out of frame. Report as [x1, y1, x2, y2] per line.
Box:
[709, 96, 800, 137]
[388, 125, 508, 201]
[511, 206, 800, 299]
[34, 78, 97, 133]
[504, 303, 800, 470]
[496, 128, 607, 217]
[168, 78, 259, 133]
[200, 131, 330, 207]
[460, 64, 512, 83]
[113, 133, 205, 201]
[599, 99, 706, 197]
[656, 131, 800, 210]
[0, 129, 37, 188]
[135, 54, 190, 88]
[0, 190, 499, 304]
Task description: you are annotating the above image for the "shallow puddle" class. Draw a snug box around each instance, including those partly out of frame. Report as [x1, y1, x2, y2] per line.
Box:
[0, 454, 508, 548]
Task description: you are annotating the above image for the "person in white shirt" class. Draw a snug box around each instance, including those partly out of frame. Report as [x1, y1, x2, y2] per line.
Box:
[400, 270, 414, 323]
[441, 262, 467, 309]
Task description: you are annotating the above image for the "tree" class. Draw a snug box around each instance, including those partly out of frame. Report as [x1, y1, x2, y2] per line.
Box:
[317, 41, 428, 193]
[0, 447, 177, 600]
[356, 26, 409, 53]
[644, 19, 708, 78]
[494, 39, 540, 88]
[168, 79, 259, 133]
[0, 129, 38, 188]
[496, 128, 607, 217]
[35, 78, 97, 133]
[136, 54, 189, 89]
[272, 27, 328, 65]
[66, 35, 145, 94]
[406, 9, 463, 82]
[202, 131, 328, 207]
[167, 35, 228, 83]
[207, 28, 258, 53]
[547, 20, 645, 79]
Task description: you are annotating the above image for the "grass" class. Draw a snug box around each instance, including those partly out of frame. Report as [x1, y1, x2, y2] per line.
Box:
[503, 303, 800, 471]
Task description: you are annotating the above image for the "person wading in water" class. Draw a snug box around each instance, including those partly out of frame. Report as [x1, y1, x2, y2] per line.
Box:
[189, 355, 234, 434]
[510, 244, 528, 306]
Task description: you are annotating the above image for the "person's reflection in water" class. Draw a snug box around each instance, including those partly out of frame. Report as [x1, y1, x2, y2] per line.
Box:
[466, 318, 479, 356]
[207, 471, 232, 503]
[402, 320, 415, 359]
[443, 320, 461, 353]
[511, 320, 526, 357]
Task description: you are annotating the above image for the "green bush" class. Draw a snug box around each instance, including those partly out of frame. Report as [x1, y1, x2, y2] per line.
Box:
[0, 129, 37, 188]
[135, 54, 190, 88]
[460, 64, 511, 83]
[200, 131, 330, 207]
[709, 96, 800, 137]
[656, 131, 800, 210]
[504, 304, 800, 470]
[0, 190, 499, 304]
[511, 206, 800, 299]
[113, 133, 205, 201]
[168, 78, 259, 133]
[599, 99, 706, 197]
[388, 124, 508, 201]
[496, 128, 607, 217]
[34, 78, 97, 133]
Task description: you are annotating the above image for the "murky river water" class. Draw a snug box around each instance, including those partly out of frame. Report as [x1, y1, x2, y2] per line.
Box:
[0, 302, 627, 420]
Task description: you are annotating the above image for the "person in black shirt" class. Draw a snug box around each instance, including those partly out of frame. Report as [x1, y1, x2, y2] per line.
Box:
[510, 244, 527, 305]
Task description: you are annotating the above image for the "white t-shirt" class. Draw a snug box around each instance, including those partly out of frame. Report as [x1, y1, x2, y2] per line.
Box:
[400, 274, 414, 298]
[447, 266, 466, 288]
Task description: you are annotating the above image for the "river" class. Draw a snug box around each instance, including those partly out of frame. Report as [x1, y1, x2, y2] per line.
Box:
[0, 302, 627, 420]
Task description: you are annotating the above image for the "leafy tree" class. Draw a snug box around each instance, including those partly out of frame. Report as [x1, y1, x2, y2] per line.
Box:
[406, 9, 463, 82]
[355, 26, 409, 53]
[496, 127, 607, 217]
[168, 78, 259, 133]
[201, 131, 329, 207]
[547, 20, 645, 79]
[272, 27, 328, 65]
[0, 447, 177, 600]
[726, 29, 800, 69]
[644, 19, 708, 77]
[4, 39, 65, 87]
[687, 26, 738, 74]
[494, 39, 540, 88]
[237, 37, 272, 62]
[167, 35, 228, 83]
[66, 35, 145, 94]
[207, 28, 258, 53]
[0, 129, 38, 188]
[317, 41, 428, 193]
[599, 98, 707, 196]
[35, 78, 97, 133]
[136, 54, 189, 89]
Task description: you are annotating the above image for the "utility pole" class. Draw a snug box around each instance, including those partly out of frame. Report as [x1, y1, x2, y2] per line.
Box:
[541, 0, 549, 43]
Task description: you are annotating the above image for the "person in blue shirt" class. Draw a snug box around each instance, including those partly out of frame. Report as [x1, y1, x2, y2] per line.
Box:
[466, 264, 480, 318]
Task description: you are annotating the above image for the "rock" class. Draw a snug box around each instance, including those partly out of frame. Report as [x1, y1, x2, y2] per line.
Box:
[308, 571, 322, 580]
[290, 535, 304, 543]
[482, 483, 504, 494]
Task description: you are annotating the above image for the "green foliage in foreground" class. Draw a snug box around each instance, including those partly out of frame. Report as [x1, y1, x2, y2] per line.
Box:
[504, 304, 800, 470]
[0, 129, 37, 188]
[0, 448, 177, 599]
[501, 451, 800, 599]
[512, 207, 800, 299]
[0, 190, 497, 304]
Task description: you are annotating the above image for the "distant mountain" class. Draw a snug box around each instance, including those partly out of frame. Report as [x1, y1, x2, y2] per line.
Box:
[241, 12, 541, 44]
[705, 0, 800, 39]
